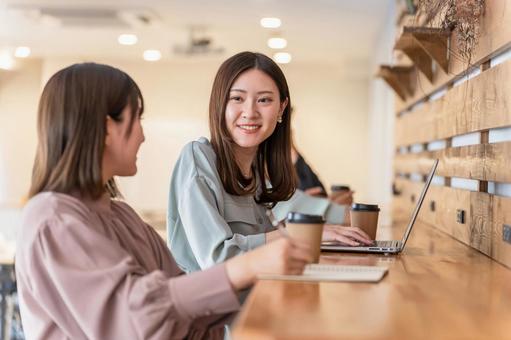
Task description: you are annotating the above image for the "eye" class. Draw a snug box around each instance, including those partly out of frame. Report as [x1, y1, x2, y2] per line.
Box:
[258, 97, 273, 103]
[229, 96, 243, 102]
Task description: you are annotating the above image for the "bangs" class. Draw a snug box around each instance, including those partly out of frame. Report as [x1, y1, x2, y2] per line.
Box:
[124, 78, 144, 136]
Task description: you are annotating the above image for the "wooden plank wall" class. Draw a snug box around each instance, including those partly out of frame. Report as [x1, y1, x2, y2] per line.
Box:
[392, 0, 511, 268]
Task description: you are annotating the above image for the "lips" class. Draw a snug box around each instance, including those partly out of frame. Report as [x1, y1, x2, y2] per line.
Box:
[237, 124, 261, 133]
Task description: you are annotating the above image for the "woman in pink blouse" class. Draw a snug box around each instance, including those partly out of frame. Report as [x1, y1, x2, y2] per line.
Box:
[15, 62, 312, 339]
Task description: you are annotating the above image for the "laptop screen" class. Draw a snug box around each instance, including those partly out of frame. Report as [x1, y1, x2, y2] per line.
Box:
[400, 159, 439, 247]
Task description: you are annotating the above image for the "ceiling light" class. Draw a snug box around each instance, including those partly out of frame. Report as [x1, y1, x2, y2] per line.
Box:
[143, 49, 161, 61]
[267, 37, 287, 49]
[273, 52, 291, 64]
[260, 17, 281, 28]
[118, 34, 138, 45]
[14, 46, 31, 58]
[0, 53, 15, 70]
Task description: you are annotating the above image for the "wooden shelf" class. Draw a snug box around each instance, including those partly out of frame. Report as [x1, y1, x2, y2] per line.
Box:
[377, 65, 416, 101]
[394, 26, 451, 81]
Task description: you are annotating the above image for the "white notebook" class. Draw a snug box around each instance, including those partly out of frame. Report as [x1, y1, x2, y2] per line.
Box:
[258, 264, 388, 283]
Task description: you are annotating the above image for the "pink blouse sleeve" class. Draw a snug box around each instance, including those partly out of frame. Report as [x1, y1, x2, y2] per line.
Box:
[18, 212, 240, 339]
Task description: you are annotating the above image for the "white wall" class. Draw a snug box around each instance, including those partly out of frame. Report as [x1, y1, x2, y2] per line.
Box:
[286, 64, 369, 202]
[0, 59, 41, 206]
[366, 1, 396, 225]
[0, 59, 41, 245]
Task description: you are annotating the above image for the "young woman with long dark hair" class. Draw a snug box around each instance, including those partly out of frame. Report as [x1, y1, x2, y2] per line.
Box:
[167, 52, 372, 273]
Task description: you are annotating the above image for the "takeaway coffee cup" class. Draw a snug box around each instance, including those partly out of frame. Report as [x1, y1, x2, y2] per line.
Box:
[286, 212, 325, 263]
[330, 185, 351, 199]
[350, 203, 380, 239]
[331, 185, 350, 193]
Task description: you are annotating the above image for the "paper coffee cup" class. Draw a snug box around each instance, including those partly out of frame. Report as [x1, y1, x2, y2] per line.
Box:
[286, 212, 325, 263]
[331, 185, 350, 193]
[350, 203, 380, 239]
[330, 185, 351, 200]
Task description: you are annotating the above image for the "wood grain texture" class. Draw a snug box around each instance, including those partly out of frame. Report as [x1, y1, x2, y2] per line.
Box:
[231, 221, 511, 339]
[394, 142, 511, 183]
[395, 28, 436, 81]
[395, 0, 511, 112]
[396, 59, 511, 146]
[393, 178, 510, 264]
[410, 27, 450, 72]
[394, 26, 450, 82]
[492, 196, 511, 267]
[377, 65, 416, 101]
[392, 177, 423, 221]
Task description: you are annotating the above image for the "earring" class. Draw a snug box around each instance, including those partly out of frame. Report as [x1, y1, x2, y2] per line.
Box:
[277, 116, 283, 123]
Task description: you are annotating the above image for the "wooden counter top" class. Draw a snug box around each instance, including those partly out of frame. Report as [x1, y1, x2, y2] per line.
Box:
[232, 221, 511, 339]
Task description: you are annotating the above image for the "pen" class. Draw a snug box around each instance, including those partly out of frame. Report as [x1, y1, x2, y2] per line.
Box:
[265, 209, 290, 238]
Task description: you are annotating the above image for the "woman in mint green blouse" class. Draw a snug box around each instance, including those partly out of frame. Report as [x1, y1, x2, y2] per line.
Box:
[167, 52, 372, 272]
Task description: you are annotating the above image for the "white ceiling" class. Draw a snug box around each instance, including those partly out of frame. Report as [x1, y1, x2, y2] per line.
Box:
[0, 0, 392, 75]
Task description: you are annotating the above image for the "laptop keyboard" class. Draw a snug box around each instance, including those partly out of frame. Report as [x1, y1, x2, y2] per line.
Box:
[373, 240, 398, 248]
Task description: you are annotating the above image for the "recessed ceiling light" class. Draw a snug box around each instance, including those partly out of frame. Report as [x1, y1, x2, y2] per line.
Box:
[260, 17, 281, 28]
[267, 37, 287, 49]
[118, 34, 138, 45]
[143, 49, 161, 61]
[14, 46, 31, 58]
[273, 52, 291, 64]
[0, 53, 15, 70]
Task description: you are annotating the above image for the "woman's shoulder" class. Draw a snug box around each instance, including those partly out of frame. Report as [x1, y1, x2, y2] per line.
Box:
[175, 137, 219, 180]
[181, 137, 215, 161]
[24, 192, 89, 221]
[19, 192, 90, 244]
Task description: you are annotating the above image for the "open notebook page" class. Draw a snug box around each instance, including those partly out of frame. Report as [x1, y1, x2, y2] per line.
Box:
[258, 264, 388, 283]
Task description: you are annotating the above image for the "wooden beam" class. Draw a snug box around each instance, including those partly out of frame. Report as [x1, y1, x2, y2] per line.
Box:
[445, 137, 452, 187]
[395, 26, 451, 82]
[408, 27, 450, 72]
[395, 60, 511, 146]
[481, 60, 491, 72]
[394, 142, 511, 183]
[479, 131, 490, 192]
[377, 65, 416, 101]
[395, 28, 435, 81]
[492, 196, 511, 267]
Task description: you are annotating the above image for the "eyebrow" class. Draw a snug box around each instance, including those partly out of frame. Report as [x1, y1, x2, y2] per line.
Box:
[230, 89, 274, 95]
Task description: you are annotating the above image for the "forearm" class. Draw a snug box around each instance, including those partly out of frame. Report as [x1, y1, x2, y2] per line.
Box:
[224, 253, 255, 291]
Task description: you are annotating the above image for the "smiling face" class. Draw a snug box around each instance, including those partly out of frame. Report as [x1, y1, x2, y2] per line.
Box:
[225, 68, 288, 156]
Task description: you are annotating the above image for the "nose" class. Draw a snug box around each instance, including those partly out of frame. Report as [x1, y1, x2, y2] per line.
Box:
[241, 98, 258, 119]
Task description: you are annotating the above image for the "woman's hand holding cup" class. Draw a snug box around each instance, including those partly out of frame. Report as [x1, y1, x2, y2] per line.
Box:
[225, 237, 313, 291]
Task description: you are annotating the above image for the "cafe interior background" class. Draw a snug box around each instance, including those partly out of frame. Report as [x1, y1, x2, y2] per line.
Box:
[1, 0, 416, 253]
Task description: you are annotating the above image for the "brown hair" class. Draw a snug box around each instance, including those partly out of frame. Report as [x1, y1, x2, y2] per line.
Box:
[209, 51, 296, 205]
[29, 62, 144, 199]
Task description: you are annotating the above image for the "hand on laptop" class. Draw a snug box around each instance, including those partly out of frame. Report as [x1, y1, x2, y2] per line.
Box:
[321, 225, 373, 246]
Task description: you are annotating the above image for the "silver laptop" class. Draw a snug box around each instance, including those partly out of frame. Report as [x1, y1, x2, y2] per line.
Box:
[321, 159, 438, 254]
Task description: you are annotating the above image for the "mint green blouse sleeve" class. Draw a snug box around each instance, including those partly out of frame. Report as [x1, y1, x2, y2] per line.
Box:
[272, 189, 347, 224]
[167, 139, 268, 273]
[178, 176, 266, 270]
